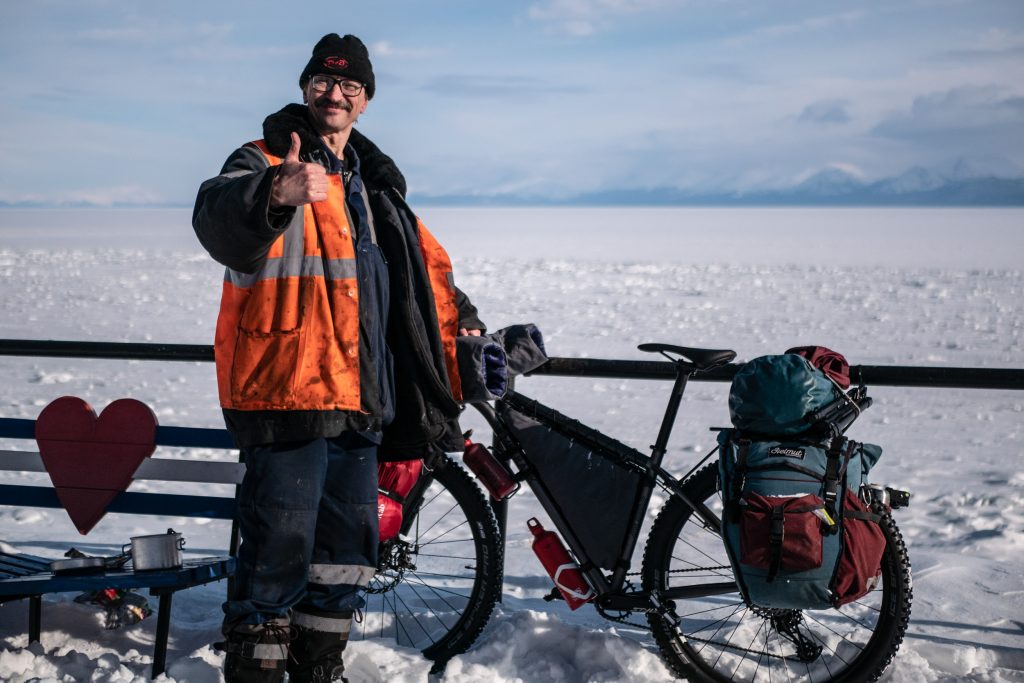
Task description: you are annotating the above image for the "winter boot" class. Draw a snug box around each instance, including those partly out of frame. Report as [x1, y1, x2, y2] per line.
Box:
[221, 618, 292, 683]
[286, 608, 354, 683]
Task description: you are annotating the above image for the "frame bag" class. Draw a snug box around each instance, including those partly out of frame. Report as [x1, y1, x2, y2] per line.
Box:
[498, 403, 644, 572]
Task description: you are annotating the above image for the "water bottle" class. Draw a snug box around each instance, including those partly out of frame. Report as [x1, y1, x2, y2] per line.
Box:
[527, 517, 594, 610]
[462, 440, 519, 500]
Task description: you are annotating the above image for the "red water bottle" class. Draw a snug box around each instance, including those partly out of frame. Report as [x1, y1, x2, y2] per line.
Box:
[527, 517, 594, 610]
[463, 440, 519, 500]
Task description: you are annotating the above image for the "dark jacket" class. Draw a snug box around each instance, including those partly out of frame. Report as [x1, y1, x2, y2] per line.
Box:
[193, 104, 483, 453]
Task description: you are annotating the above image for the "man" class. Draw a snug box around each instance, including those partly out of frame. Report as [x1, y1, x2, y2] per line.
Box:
[193, 33, 484, 683]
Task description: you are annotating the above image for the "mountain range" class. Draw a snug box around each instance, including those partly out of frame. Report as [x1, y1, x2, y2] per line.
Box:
[411, 167, 1024, 206]
[2, 166, 1023, 209]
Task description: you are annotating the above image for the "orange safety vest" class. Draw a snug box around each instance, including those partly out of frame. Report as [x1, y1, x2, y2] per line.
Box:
[214, 139, 462, 412]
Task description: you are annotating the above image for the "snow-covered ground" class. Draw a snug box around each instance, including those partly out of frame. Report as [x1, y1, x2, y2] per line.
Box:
[1, 207, 1022, 681]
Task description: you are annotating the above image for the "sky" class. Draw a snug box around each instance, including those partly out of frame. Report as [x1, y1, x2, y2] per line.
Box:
[0, 0, 1022, 206]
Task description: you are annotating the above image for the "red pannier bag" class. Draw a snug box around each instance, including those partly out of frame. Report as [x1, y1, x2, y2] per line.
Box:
[739, 492, 826, 578]
[833, 489, 887, 605]
[377, 459, 422, 542]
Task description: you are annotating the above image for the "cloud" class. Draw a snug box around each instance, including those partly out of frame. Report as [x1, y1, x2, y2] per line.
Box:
[0, 185, 165, 207]
[928, 28, 1024, 63]
[77, 22, 234, 45]
[873, 86, 1024, 138]
[72, 20, 296, 65]
[792, 161, 867, 185]
[868, 86, 1024, 173]
[799, 99, 851, 125]
[421, 74, 587, 98]
[723, 10, 866, 47]
[371, 41, 442, 60]
[527, 0, 682, 37]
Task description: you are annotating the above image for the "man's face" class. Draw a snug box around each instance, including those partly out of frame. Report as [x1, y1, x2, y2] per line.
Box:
[304, 74, 369, 136]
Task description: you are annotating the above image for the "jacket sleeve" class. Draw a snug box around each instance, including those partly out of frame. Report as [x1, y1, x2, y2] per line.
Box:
[192, 145, 296, 274]
[454, 285, 486, 333]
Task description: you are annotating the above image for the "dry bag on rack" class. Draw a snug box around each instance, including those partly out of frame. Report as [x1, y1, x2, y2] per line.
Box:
[728, 353, 842, 436]
[377, 459, 423, 542]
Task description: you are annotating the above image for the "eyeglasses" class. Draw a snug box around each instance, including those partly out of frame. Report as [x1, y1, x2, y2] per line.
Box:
[309, 75, 365, 96]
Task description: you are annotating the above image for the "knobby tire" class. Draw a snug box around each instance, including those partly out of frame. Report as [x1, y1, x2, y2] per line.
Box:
[642, 463, 912, 683]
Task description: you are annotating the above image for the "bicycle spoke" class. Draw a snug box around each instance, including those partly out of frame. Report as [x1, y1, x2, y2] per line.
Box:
[415, 551, 478, 561]
[391, 586, 436, 645]
[416, 535, 475, 547]
[415, 500, 463, 541]
[399, 575, 458, 633]
[403, 573, 476, 597]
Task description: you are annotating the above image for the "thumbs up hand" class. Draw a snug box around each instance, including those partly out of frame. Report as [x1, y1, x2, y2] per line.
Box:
[270, 132, 329, 207]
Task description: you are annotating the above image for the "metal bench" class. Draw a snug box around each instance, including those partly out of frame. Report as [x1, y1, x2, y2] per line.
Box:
[0, 415, 244, 679]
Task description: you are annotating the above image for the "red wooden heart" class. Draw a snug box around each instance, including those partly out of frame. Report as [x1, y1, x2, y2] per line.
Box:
[35, 396, 158, 534]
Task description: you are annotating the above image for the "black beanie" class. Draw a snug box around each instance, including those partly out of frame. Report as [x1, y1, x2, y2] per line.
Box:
[300, 33, 375, 99]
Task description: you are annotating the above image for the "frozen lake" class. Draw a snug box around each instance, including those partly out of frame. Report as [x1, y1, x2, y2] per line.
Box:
[0, 206, 1022, 682]
[1, 206, 1022, 268]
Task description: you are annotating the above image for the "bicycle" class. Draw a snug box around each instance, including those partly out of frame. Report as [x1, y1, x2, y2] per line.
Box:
[351, 343, 913, 682]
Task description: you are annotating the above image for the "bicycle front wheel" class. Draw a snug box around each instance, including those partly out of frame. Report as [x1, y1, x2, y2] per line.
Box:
[642, 463, 912, 683]
[353, 456, 503, 666]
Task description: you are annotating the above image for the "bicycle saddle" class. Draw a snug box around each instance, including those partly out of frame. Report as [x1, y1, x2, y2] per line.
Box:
[638, 343, 737, 370]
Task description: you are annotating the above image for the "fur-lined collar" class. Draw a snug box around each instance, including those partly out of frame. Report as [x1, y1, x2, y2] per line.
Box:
[261, 103, 407, 197]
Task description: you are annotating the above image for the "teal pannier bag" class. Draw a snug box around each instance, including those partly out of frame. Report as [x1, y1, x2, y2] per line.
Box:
[729, 354, 841, 435]
[718, 352, 888, 610]
[717, 431, 885, 609]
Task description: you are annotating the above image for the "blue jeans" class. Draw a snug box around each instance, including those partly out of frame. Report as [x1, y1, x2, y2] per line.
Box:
[223, 432, 379, 631]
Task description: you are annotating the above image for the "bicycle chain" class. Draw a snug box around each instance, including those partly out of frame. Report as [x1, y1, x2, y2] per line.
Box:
[593, 576, 652, 630]
[597, 566, 733, 631]
[623, 563, 730, 579]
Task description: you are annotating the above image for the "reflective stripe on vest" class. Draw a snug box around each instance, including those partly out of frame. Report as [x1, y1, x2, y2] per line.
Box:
[214, 139, 361, 411]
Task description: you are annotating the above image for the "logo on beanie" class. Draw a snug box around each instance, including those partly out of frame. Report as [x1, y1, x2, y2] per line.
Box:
[324, 56, 349, 69]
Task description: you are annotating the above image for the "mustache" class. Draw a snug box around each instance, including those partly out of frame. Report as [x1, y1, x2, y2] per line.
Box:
[314, 96, 352, 112]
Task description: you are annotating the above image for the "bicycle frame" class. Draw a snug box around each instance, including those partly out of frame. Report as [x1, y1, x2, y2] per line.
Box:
[471, 358, 737, 613]
[369, 348, 911, 682]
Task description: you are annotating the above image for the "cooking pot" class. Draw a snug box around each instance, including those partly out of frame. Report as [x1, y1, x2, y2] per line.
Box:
[125, 529, 185, 571]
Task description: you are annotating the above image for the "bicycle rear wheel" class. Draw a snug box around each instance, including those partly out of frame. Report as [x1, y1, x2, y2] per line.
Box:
[352, 456, 503, 666]
[642, 463, 912, 683]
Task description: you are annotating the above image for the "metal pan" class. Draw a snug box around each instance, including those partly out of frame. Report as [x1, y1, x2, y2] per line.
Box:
[50, 556, 106, 574]
[50, 548, 131, 574]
